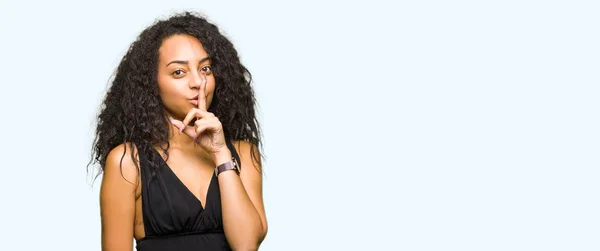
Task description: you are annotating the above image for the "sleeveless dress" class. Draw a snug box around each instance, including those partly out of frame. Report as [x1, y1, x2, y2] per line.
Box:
[134, 141, 241, 251]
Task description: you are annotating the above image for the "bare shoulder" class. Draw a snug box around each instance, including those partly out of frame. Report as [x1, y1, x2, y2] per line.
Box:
[232, 140, 255, 154]
[104, 143, 140, 184]
[232, 140, 262, 172]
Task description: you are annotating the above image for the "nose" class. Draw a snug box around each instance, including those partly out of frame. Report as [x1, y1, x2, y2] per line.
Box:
[189, 71, 202, 89]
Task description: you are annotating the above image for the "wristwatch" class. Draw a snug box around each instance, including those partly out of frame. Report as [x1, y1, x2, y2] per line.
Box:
[215, 157, 240, 176]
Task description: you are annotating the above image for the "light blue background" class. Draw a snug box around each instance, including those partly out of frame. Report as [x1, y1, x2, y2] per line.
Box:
[0, 0, 598, 250]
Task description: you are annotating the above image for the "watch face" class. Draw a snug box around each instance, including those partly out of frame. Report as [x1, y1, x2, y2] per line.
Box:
[232, 158, 239, 169]
[232, 158, 240, 173]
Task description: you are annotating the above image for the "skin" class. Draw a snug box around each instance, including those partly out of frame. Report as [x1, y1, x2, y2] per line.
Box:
[100, 34, 268, 251]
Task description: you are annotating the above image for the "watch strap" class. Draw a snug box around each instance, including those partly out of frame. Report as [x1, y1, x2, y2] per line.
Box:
[215, 158, 239, 176]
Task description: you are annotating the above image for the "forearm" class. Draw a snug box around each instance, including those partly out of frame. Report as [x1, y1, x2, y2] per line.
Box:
[219, 171, 265, 249]
[215, 153, 266, 250]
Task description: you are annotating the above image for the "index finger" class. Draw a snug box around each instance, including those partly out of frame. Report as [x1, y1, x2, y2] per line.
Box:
[198, 73, 207, 111]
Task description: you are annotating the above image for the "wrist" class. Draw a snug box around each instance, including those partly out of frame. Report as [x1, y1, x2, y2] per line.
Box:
[213, 147, 232, 166]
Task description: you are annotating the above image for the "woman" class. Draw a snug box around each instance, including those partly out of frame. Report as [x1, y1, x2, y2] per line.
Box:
[89, 12, 268, 251]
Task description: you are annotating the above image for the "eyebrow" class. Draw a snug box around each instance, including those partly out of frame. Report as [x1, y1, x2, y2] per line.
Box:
[166, 57, 211, 66]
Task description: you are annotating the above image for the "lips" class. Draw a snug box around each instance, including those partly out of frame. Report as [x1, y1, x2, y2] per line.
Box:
[188, 94, 199, 106]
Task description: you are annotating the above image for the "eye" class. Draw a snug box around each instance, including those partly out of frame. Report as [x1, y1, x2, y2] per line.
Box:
[172, 69, 185, 77]
[201, 65, 213, 75]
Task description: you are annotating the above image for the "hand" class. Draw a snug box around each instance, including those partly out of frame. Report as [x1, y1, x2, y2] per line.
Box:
[169, 73, 228, 156]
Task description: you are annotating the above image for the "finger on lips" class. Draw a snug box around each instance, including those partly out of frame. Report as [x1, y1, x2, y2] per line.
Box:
[198, 73, 207, 111]
[169, 72, 213, 137]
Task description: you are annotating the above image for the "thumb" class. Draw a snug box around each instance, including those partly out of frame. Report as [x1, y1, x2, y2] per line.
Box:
[169, 116, 198, 139]
[169, 117, 185, 133]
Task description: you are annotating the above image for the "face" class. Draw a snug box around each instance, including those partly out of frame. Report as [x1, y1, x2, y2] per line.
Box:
[157, 34, 216, 120]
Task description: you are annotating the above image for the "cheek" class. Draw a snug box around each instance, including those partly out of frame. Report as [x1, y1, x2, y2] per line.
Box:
[158, 79, 184, 105]
[158, 84, 174, 102]
[207, 78, 217, 106]
[207, 77, 216, 94]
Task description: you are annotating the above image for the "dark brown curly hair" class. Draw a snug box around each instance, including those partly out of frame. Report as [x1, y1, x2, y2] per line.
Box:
[88, 11, 263, 179]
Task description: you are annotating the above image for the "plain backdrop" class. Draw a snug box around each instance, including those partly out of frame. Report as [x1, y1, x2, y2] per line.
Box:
[0, 0, 598, 250]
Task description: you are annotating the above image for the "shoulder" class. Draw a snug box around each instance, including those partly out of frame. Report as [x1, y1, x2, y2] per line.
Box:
[104, 142, 140, 186]
[232, 140, 254, 152]
[232, 140, 262, 172]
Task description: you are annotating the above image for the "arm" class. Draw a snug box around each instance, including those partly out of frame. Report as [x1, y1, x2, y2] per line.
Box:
[215, 141, 268, 251]
[171, 94, 268, 250]
[100, 143, 138, 251]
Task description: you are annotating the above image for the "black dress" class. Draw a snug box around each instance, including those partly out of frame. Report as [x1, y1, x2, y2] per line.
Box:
[134, 141, 240, 251]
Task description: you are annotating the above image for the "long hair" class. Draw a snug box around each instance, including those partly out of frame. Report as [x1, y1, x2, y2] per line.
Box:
[88, 11, 263, 179]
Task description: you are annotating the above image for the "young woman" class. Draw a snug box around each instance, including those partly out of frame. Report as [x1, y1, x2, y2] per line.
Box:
[89, 12, 268, 251]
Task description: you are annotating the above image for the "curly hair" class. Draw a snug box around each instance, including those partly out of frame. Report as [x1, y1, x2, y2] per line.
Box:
[88, 11, 263, 179]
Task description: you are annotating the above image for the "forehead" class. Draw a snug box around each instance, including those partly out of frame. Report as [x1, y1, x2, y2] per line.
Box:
[158, 34, 208, 63]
